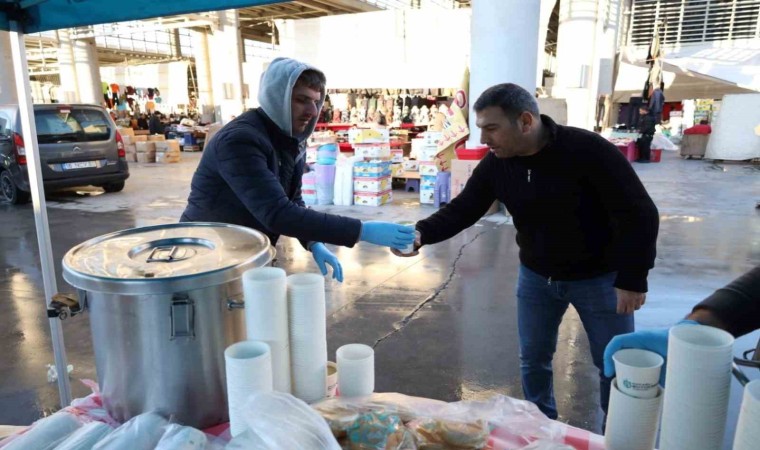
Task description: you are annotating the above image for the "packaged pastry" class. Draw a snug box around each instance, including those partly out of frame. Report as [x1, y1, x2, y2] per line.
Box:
[407, 418, 489, 449]
[347, 412, 416, 450]
[313, 402, 361, 438]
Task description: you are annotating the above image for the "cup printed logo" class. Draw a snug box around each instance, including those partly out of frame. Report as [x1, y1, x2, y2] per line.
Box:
[623, 378, 656, 391]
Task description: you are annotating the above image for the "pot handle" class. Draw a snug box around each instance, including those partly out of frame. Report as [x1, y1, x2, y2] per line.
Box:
[227, 299, 245, 310]
[47, 291, 87, 320]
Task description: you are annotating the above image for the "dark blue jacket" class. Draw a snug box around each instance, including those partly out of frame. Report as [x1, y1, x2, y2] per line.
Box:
[180, 108, 361, 247]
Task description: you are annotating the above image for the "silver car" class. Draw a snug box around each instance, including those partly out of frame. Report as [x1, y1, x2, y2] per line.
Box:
[0, 104, 130, 204]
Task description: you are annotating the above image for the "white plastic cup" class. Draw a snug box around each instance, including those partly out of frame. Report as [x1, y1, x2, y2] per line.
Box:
[613, 349, 664, 399]
[225, 341, 273, 437]
[326, 361, 338, 398]
[395, 222, 417, 255]
[605, 378, 663, 450]
[337, 343, 375, 398]
[660, 324, 734, 450]
[733, 380, 760, 450]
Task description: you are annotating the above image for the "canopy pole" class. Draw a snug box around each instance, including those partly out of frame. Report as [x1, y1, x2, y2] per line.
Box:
[9, 21, 73, 408]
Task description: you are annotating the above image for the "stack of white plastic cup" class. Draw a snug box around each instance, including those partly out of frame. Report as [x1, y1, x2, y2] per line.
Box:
[336, 343, 375, 398]
[242, 267, 291, 393]
[733, 380, 760, 450]
[224, 341, 273, 437]
[613, 349, 664, 399]
[287, 273, 328, 404]
[660, 324, 734, 450]
[605, 349, 665, 450]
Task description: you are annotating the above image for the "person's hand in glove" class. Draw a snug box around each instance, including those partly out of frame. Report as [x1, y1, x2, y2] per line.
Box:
[359, 221, 415, 250]
[310, 243, 343, 282]
[391, 230, 422, 257]
[603, 319, 699, 385]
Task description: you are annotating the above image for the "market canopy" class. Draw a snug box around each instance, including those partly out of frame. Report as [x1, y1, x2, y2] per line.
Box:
[0, 0, 281, 33]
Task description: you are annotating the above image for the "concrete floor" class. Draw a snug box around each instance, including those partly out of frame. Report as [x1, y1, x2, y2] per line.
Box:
[1, 151, 758, 444]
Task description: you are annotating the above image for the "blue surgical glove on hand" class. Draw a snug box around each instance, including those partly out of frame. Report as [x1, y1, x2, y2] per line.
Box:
[311, 243, 343, 282]
[359, 221, 416, 250]
[603, 319, 699, 385]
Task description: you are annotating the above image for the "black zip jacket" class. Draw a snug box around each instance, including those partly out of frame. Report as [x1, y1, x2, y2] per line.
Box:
[180, 109, 362, 248]
[417, 115, 659, 292]
[693, 266, 760, 337]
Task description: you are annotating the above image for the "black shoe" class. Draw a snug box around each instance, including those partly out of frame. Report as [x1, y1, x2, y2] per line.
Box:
[636, 159, 651, 163]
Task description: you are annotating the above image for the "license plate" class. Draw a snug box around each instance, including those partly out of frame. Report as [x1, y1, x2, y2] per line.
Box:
[62, 161, 97, 170]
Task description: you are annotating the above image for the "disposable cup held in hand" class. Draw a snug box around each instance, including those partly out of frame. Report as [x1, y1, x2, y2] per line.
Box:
[326, 361, 338, 398]
[613, 348, 663, 399]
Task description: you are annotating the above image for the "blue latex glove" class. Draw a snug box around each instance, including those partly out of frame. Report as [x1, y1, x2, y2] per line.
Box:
[311, 243, 343, 282]
[359, 221, 416, 250]
[603, 319, 699, 385]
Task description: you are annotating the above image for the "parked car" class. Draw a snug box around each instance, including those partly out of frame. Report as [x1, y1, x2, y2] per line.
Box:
[0, 104, 129, 204]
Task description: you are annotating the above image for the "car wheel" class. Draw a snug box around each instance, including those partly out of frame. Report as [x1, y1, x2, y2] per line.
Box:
[0, 171, 31, 204]
[102, 181, 125, 193]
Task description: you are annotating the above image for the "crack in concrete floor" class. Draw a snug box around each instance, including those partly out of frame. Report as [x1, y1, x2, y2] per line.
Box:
[372, 229, 488, 349]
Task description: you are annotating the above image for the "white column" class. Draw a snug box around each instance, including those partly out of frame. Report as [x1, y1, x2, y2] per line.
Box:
[57, 29, 80, 104]
[192, 29, 215, 123]
[536, 0, 558, 87]
[0, 31, 18, 104]
[553, 0, 608, 130]
[468, 0, 541, 146]
[208, 10, 245, 123]
[72, 36, 103, 106]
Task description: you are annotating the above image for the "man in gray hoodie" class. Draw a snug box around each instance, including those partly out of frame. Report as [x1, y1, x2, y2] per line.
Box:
[181, 58, 413, 280]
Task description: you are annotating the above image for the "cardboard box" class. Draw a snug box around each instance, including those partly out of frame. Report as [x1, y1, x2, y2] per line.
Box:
[451, 159, 480, 198]
[136, 152, 155, 163]
[421, 175, 436, 190]
[133, 135, 148, 142]
[391, 148, 404, 163]
[121, 135, 134, 145]
[417, 146, 439, 162]
[353, 176, 391, 193]
[134, 130, 149, 136]
[354, 161, 392, 177]
[348, 128, 389, 144]
[154, 140, 181, 153]
[353, 143, 391, 159]
[354, 190, 392, 206]
[148, 134, 166, 142]
[125, 151, 137, 163]
[156, 152, 181, 163]
[420, 187, 435, 204]
[391, 163, 403, 177]
[125, 144, 137, 154]
[117, 127, 135, 137]
[135, 142, 156, 153]
[402, 160, 419, 172]
[419, 162, 438, 176]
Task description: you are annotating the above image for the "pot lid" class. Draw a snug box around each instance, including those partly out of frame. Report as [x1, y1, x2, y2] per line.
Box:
[63, 223, 274, 295]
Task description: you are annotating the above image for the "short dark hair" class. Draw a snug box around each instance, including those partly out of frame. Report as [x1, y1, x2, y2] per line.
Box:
[473, 83, 539, 122]
[296, 69, 326, 92]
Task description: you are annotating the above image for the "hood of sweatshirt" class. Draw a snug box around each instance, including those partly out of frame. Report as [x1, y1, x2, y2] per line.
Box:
[257, 57, 326, 143]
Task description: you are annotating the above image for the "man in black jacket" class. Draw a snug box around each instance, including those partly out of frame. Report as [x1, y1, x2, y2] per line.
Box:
[396, 83, 659, 419]
[181, 58, 414, 281]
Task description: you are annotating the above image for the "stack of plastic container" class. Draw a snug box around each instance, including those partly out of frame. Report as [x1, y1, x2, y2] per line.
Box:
[301, 171, 317, 206]
[349, 129, 392, 207]
[413, 132, 443, 205]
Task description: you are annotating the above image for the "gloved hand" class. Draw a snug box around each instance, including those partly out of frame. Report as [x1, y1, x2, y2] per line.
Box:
[359, 221, 416, 250]
[311, 243, 343, 282]
[603, 319, 699, 385]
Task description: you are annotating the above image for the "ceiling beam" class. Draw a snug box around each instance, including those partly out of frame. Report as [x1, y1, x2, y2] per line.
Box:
[308, 0, 380, 13]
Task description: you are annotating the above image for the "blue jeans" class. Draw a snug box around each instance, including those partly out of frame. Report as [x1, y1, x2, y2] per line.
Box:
[517, 265, 634, 419]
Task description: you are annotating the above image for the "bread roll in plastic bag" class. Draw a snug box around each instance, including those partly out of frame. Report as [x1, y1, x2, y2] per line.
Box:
[226, 391, 340, 450]
[156, 424, 224, 450]
[2, 411, 81, 450]
[54, 421, 113, 450]
[92, 411, 168, 450]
